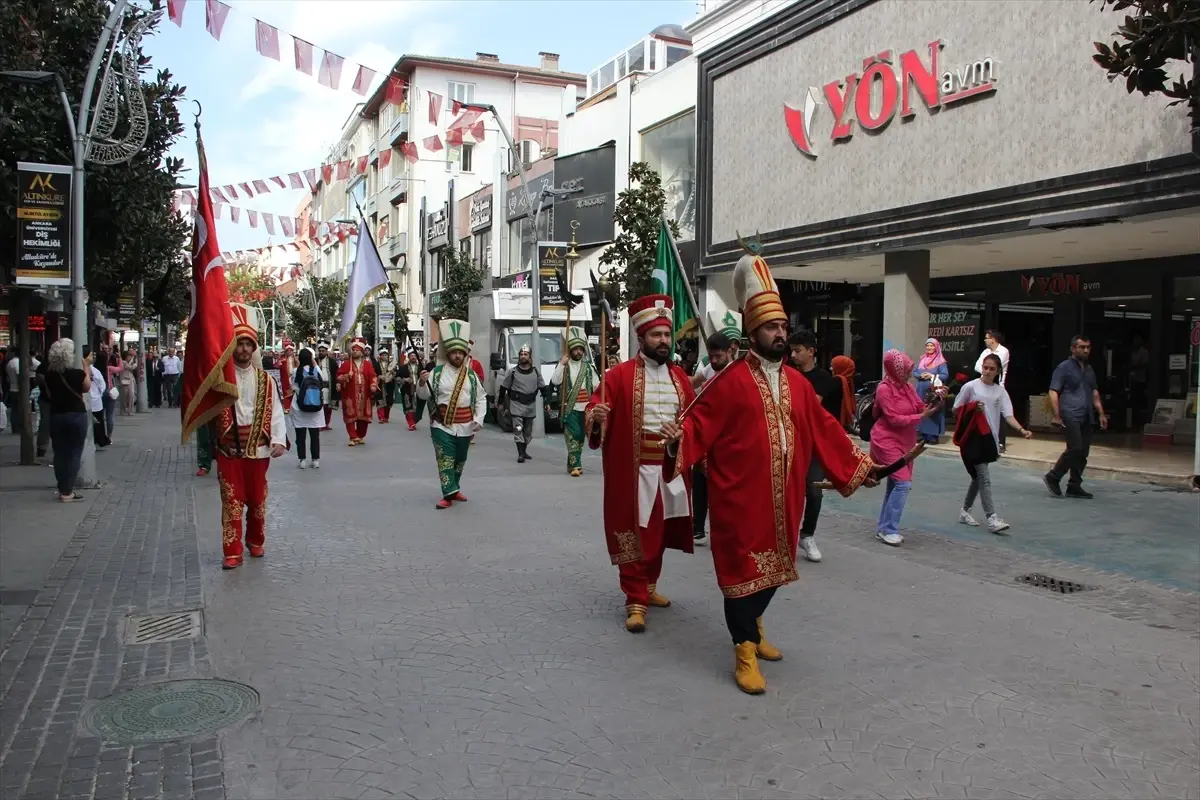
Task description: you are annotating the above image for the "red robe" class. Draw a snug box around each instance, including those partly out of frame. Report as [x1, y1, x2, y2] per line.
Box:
[664, 352, 872, 598]
[585, 357, 696, 565]
[337, 358, 379, 423]
[470, 358, 485, 384]
[279, 356, 297, 412]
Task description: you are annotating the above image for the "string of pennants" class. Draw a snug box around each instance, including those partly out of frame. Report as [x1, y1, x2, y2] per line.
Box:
[173, 105, 486, 208]
[174, 199, 358, 242]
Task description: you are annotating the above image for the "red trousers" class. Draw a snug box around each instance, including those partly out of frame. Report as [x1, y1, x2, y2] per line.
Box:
[216, 454, 269, 560]
[346, 420, 369, 440]
[617, 494, 667, 610]
[323, 406, 333, 428]
[377, 406, 391, 422]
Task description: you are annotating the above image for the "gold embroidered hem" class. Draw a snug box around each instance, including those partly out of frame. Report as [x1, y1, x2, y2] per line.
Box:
[720, 567, 799, 599]
[838, 446, 874, 497]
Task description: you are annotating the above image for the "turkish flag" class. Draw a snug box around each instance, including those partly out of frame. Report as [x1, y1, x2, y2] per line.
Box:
[180, 128, 238, 443]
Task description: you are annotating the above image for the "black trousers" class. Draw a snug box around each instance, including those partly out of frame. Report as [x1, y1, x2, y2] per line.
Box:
[383, 382, 396, 408]
[1048, 419, 1091, 489]
[295, 427, 321, 460]
[147, 374, 162, 407]
[692, 467, 708, 534]
[724, 587, 778, 645]
[91, 410, 111, 448]
[801, 459, 824, 539]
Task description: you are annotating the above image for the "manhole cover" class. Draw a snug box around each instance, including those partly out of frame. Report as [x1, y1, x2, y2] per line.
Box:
[1015, 573, 1092, 594]
[82, 679, 259, 744]
[126, 611, 202, 644]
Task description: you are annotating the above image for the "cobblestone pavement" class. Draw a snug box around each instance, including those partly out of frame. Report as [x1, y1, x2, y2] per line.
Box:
[3, 411, 1198, 800]
[194, 420, 1198, 800]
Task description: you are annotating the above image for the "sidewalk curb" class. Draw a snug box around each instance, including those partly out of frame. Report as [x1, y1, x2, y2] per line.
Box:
[918, 442, 1193, 490]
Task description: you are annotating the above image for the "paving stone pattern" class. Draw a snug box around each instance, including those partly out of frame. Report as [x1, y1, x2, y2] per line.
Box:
[0, 444, 226, 800]
[194, 426, 1198, 800]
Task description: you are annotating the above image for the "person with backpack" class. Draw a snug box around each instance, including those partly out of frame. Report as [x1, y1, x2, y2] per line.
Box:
[291, 347, 325, 469]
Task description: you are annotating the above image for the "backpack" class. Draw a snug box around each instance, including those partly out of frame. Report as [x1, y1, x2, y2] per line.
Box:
[856, 395, 877, 442]
[296, 367, 323, 412]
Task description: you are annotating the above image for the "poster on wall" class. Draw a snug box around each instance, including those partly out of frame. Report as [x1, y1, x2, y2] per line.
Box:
[927, 309, 981, 373]
[537, 242, 568, 313]
[376, 298, 396, 339]
[15, 162, 72, 287]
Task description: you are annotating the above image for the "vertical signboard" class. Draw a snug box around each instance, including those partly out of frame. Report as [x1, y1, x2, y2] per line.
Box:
[377, 297, 396, 339]
[15, 162, 72, 286]
[927, 309, 981, 374]
[118, 293, 137, 327]
[537, 242, 568, 313]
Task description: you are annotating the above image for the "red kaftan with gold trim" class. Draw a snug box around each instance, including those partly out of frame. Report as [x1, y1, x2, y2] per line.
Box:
[585, 357, 695, 566]
[664, 353, 872, 598]
[337, 359, 378, 423]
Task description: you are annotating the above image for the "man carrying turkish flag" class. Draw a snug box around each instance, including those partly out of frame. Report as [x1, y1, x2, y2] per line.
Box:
[180, 120, 238, 445]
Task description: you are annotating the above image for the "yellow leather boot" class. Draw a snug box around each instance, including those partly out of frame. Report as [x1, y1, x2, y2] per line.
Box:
[733, 642, 766, 694]
[647, 584, 671, 608]
[625, 604, 646, 633]
[756, 617, 783, 661]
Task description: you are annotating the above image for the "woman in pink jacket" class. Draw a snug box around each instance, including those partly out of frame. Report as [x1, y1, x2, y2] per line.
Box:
[870, 349, 940, 546]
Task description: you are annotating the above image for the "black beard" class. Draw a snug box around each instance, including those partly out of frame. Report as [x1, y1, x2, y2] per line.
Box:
[517, 362, 533, 371]
[751, 338, 787, 362]
[641, 345, 670, 365]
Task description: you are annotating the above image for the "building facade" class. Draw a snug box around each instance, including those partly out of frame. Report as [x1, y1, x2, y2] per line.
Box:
[692, 0, 1200, 433]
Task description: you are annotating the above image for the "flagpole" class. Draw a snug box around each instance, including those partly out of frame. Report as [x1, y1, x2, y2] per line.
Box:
[351, 199, 409, 354]
[662, 215, 709, 362]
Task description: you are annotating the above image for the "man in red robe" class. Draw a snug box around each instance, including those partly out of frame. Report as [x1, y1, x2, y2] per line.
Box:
[278, 339, 297, 414]
[585, 294, 696, 633]
[337, 337, 378, 446]
[662, 245, 904, 695]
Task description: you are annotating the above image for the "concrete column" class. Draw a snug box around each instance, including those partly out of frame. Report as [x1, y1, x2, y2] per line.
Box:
[882, 251, 930, 356]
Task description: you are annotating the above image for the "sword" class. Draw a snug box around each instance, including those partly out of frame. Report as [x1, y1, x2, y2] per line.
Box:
[812, 442, 927, 489]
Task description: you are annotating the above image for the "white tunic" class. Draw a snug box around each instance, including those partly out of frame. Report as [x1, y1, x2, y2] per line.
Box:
[754, 353, 790, 461]
[290, 365, 325, 430]
[417, 362, 487, 438]
[550, 359, 591, 411]
[638, 354, 689, 528]
[234, 364, 287, 458]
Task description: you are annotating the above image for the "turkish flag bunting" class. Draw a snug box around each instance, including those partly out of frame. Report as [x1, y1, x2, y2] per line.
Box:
[263, 213, 276, 235]
[304, 169, 317, 187]
[230, 206, 240, 223]
[449, 108, 482, 131]
[469, 120, 485, 142]
[252, 179, 270, 194]
[294, 37, 314, 75]
[205, 0, 230, 40]
[352, 65, 376, 96]
[452, 100, 463, 115]
[422, 135, 443, 152]
[335, 160, 351, 181]
[318, 51, 344, 90]
[271, 176, 286, 188]
[239, 182, 253, 197]
[355, 156, 368, 175]
[212, 203, 222, 219]
[248, 210, 258, 228]
[428, 92, 442, 124]
[400, 141, 418, 163]
[172, 195, 181, 213]
[179, 125, 238, 442]
[223, 184, 238, 199]
[446, 128, 464, 146]
[167, 0, 186, 27]
[385, 76, 406, 106]
[255, 20, 280, 60]
[321, 164, 333, 184]
[288, 172, 304, 189]
[209, 186, 228, 203]
[280, 217, 294, 237]
[379, 149, 392, 169]
[309, 222, 317, 239]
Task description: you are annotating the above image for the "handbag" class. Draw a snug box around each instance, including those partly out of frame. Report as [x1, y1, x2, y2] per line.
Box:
[108, 386, 119, 400]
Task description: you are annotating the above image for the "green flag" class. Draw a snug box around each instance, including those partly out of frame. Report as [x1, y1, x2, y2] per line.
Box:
[651, 220, 697, 342]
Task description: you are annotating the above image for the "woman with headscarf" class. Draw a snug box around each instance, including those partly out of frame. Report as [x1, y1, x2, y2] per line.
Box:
[830, 355, 857, 430]
[870, 349, 939, 546]
[42, 338, 92, 501]
[915, 337, 949, 444]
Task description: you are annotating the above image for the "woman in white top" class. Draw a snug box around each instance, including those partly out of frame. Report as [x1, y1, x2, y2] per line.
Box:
[290, 347, 324, 469]
[953, 353, 1031, 533]
[87, 349, 111, 448]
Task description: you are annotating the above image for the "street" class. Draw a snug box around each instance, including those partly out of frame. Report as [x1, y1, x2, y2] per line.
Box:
[1, 410, 1198, 800]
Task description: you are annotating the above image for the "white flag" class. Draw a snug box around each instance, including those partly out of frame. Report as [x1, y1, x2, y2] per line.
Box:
[336, 212, 389, 345]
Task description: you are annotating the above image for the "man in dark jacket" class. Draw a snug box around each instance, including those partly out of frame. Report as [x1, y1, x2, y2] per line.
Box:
[788, 328, 843, 564]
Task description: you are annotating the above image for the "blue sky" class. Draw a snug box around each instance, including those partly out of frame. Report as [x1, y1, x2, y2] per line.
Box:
[143, 0, 697, 253]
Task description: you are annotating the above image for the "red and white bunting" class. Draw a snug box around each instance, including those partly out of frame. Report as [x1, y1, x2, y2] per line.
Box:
[321, 164, 333, 184]
[205, 0, 230, 40]
[355, 155, 368, 175]
[385, 77, 406, 106]
[422, 135, 443, 153]
[248, 210, 258, 228]
[378, 149, 392, 169]
[252, 179, 270, 194]
[352, 66, 376, 96]
[400, 142, 418, 163]
[280, 217, 294, 237]
[318, 51, 344, 90]
[239, 182, 253, 197]
[223, 184, 238, 199]
[428, 92, 443, 125]
[263, 213, 275, 235]
[335, 161, 351, 181]
[288, 172, 304, 189]
[303, 169, 317, 187]
[168, 0, 186, 26]
[254, 19, 280, 60]
[270, 175, 286, 189]
[230, 206, 240, 223]
[294, 37, 314, 75]
[210, 186, 228, 203]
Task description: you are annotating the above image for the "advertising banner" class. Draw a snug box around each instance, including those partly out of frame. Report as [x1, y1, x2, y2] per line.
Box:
[377, 297, 396, 339]
[537, 242, 569, 313]
[118, 293, 136, 326]
[15, 162, 72, 287]
[927, 309, 981, 374]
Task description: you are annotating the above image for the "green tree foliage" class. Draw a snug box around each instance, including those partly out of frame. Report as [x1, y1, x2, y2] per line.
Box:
[281, 276, 346, 344]
[440, 246, 483, 322]
[598, 162, 680, 309]
[358, 302, 376, 347]
[0, 0, 191, 318]
[1092, 0, 1200, 131]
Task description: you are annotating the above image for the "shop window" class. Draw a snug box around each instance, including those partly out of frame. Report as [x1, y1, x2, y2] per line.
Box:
[641, 111, 696, 240]
[447, 81, 475, 104]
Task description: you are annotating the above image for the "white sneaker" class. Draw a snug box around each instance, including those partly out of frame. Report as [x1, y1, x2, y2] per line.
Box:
[958, 510, 980, 527]
[800, 538, 822, 562]
[987, 514, 1010, 534]
[297, 460, 306, 469]
[693, 531, 709, 546]
[876, 531, 904, 546]
[311, 459, 320, 469]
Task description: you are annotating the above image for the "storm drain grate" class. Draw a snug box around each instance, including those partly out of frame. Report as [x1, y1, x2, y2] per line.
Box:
[1015, 573, 1093, 594]
[125, 611, 203, 644]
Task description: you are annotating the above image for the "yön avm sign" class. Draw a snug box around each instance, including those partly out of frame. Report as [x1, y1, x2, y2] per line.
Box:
[784, 40, 997, 158]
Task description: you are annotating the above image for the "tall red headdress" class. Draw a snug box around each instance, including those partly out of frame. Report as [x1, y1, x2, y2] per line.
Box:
[180, 119, 239, 443]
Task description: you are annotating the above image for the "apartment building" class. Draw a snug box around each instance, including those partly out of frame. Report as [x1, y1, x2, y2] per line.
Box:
[310, 51, 585, 343]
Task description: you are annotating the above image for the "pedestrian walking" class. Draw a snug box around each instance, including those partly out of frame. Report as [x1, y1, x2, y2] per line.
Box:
[830, 355, 858, 430]
[41, 338, 92, 502]
[871, 349, 940, 546]
[145, 345, 163, 408]
[551, 327, 599, 476]
[86, 351, 111, 449]
[953, 353, 1033, 533]
[1044, 335, 1108, 499]
[337, 338, 378, 445]
[500, 343, 545, 463]
[119, 348, 138, 415]
[974, 330, 1010, 451]
[376, 348, 396, 423]
[161, 346, 182, 407]
[291, 347, 324, 469]
[399, 351, 419, 430]
[315, 342, 338, 430]
[788, 328, 843, 564]
[915, 337, 949, 444]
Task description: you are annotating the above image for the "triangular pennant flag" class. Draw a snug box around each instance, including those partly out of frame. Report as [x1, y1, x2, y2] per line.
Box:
[355, 156, 368, 175]
[205, 0, 230, 40]
[352, 65, 376, 96]
[335, 160, 351, 181]
[428, 92, 442, 124]
[422, 135, 443, 152]
[263, 213, 276, 235]
[318, 51, 344, 90]
[400, 141, 418, 163]
[288, 172, 304, 189]
[239, 182, 253, 197]
[248, 210, 258, 228]
[254, 20, 280, 60]
[304, 168, 317, 187]
[229, 206, 240, 223]
[252, 179, 269, 194]
[378, 149, 392, 169]
[167, 0, 186, 27]
[294, 37, 314, 75]
[385, 76, 406, 106]
[280, 217, 294, 237]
